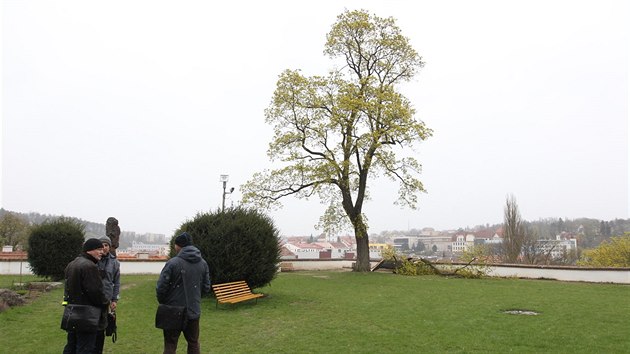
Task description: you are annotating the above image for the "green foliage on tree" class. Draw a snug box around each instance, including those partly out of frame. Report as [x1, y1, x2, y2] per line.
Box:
[27, 217, 85, 281]
[599, 221, 612, 237]
[0, 212, 30, 250]
[241, 9, 431, 272]
[413, 241, 425, 253]
[174, 207, 281, 289]
[578, 234, 630, 267]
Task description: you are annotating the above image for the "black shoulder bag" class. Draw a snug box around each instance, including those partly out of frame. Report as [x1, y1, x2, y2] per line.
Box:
[60, 277, 103, 332]
[60, 303, 103, 331]
[105, 311, 117, 342]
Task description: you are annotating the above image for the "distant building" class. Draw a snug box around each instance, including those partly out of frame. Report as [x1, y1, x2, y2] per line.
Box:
[369, 243, 389, 259]
[452, 234, 475, 253]
[142, 233, 166, 243]
[452, 229, 504, 254]
[281, 239, 357, 260]
[536, 236, 578, 260]
[393, 237, 412, 251]
[416, 235, 453, 254]
[283, 242, 323, 259]
[313, 241, 354, 259]
[127, 241, 169, 256]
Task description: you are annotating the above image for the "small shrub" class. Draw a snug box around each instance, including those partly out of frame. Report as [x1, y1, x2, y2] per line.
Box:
[27, 217, 84, 281]
[455, 267, 487, 279]
[578, 234, 630, 267]
[395, 259, 437, 276]
[395, 259, 419, 276]
[381, 246, 437, 276]
[175, 207, 281, 289]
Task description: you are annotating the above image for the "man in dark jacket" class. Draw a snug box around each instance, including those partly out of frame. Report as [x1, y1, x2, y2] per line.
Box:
[63, 238, 110, 354]
[156, 232, 211, 354]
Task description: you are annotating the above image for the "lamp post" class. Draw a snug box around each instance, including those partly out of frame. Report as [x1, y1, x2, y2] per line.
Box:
[220, 174, 234, 212]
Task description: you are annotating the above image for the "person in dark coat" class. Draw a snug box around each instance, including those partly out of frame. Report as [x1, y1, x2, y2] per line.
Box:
[156, 232, 211, 354]
[63, 238, 110, 354]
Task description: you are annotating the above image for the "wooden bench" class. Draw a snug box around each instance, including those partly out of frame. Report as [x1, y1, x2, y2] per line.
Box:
[211, 280, 264, 308]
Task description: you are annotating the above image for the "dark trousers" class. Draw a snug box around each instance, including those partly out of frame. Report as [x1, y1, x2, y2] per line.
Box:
[163, 318, 200, 354]
[94, 330, 105, 354]
[63, 330, 98, 354]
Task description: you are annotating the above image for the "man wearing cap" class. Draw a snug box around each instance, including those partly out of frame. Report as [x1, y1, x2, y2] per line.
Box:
[63, 238, 110, 354]
[156, 232, 211, 354]
[95, 236, 120, 353]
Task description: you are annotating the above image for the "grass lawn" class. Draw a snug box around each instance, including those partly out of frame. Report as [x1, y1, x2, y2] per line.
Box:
[1, 271, 628, 353]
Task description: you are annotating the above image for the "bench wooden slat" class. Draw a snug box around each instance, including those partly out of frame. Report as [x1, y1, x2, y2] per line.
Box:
[223, 294, 263, 304]
[217, 294, 263, 301]
[211, 280, 264, 308]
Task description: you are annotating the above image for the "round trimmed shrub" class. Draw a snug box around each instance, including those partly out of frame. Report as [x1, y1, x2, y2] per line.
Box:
[174, 207, 281, 289]
[28, 217, 85, 281]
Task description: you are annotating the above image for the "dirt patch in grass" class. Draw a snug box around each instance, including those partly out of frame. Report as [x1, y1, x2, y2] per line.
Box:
[0, 289, 26, 309]
[120, 283, 138, 290]
[0, 282, 64, 311]
[502, 309, 540, 316]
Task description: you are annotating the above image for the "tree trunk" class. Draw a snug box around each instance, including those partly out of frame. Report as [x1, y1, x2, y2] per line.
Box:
[353, 220, 371, 272]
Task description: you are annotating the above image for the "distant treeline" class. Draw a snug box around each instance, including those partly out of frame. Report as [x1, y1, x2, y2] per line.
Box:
[372, 217, 630, 250]
[0, 209, 166, 249]
[3, 208, 628, 251]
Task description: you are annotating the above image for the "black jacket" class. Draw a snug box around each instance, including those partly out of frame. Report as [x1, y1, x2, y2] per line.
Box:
[156, 246, 211, 320]
[64, 253, 109, 330]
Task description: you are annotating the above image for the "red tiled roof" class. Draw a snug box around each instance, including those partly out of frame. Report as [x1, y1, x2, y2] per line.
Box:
[280, 246, 296, 257]
[0, 251, 28, 261]
[474, 230, 495, 238]
[330, 242, 350, 249]
[286, 236, 309, 242]
[116, 253, 169, 261]
[288, 242, 324, 249]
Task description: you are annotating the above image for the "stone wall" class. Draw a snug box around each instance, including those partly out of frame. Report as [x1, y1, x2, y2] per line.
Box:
[1, 259, 628, 284]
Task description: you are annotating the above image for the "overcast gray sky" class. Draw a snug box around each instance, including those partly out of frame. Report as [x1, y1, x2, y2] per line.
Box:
[2, 0, 628, 238]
